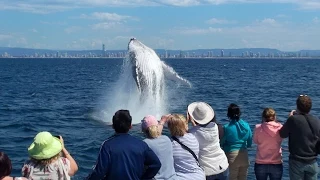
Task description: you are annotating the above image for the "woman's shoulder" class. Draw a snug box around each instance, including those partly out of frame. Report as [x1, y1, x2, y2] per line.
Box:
[183, 133, 199, 143]
[255, 123, 262, 128]
[239, 119, 251, 127]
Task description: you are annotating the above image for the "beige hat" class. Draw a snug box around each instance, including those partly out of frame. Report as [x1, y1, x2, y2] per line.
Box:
[187, 102, 215, 125]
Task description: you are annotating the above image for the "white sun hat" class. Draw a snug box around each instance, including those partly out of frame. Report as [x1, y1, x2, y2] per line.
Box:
[187, 102, 215, 125]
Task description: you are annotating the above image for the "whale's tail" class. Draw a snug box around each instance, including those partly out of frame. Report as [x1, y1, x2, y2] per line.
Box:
[161, 61, 192, 88]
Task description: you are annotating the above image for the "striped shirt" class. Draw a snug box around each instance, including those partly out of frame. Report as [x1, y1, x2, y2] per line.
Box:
[172, 133, 205, 180]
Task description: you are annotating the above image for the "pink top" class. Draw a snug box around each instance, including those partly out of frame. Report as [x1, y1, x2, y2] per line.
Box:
[253, 121, 283, 164]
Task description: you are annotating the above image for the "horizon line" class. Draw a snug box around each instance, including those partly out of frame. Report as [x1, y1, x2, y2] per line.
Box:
[1, 46, 320, 52]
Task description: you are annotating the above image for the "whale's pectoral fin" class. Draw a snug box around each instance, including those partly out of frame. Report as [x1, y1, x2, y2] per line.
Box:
[161, 61, 192, 88]
[132, 63, 142, 93]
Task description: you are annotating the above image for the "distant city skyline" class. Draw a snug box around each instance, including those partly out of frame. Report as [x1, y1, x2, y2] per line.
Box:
[0, 0, 320, 51]
[1, 46, 319, 58]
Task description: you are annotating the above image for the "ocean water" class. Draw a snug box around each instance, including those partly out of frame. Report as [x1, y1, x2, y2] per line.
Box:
[1, 58, 320, 179]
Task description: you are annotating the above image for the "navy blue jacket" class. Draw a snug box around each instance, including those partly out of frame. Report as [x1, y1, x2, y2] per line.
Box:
[86, 133, 161, 180]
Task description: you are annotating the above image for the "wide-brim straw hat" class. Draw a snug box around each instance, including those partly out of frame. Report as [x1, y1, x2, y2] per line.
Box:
[187, 102, 215, 125]
[28, 131, 62, 160]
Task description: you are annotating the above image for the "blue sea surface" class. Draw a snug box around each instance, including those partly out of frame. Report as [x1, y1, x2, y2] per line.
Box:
[1, 58, 320, 179]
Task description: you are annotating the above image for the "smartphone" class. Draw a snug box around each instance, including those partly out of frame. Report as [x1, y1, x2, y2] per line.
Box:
[54, 135, 60, 139]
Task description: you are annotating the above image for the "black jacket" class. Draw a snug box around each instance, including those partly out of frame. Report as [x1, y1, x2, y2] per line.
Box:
[279, 114, 320, 163]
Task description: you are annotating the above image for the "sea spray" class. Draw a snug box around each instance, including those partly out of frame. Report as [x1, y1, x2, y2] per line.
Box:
[95, 39, 191, 124]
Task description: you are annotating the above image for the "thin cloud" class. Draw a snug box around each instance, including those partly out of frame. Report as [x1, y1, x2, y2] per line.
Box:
[1, 0, 320, 13]
[79, 12, 138, 21]
[40, 21, 67, 26]
[171, 27, 223, 35]
[0, 1, 73, 14]
[169, 18, 320, 51]
[0, 34, 12, 40]
[260, 18, 277, 25]
[91, 22, 122, 30]
[206, 18, 236, 24]
[64, 26, 82, 34]
[30, 28, 38, 33]
[153, 0, 199, 6]
[298, 1, 320, 10]
[276, 14, 289, 18]
[313, 17, 319, 24]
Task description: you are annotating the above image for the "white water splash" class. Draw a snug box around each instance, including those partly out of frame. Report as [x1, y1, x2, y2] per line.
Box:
[94, 39, 191, 124]
[101, 57, 167, 124]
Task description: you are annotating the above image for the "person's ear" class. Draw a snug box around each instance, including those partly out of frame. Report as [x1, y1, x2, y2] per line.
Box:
[129, 125, 132, 129]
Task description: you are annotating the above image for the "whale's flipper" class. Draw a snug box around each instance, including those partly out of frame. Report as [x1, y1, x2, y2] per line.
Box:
[130, 52, 141, 93]
[161, 61, 192, 87]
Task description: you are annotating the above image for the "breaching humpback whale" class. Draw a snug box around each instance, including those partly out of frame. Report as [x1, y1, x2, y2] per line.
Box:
[127, 38, 191, 101]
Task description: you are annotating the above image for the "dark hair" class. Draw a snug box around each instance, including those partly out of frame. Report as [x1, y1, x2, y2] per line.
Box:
[0, 152, 12, 179]
[227, 103, 241, 121]
[296, 95, 312, 114]
[112, 110, 132, 133]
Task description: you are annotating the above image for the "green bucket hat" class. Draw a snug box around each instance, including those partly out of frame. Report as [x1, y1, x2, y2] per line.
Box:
[28, 131, 62, 160]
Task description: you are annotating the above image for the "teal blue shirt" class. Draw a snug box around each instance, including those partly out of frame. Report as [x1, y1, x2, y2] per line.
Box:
[220, 119, 252, 153]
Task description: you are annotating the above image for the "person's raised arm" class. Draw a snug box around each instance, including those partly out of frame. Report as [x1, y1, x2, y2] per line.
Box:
[186, 111, 197, 127]
[142, 147, 161, 179]
[86, 142, 110, 180]
[158, 114, 171, 133]
[59, 136, 78, 176]
[279, 110, 294, 138]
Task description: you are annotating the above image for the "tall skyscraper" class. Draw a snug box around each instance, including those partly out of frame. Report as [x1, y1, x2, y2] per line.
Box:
[102, 44, 105, 57]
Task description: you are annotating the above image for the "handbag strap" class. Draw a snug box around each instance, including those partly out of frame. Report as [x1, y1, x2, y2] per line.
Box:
[171, 136, 200, 166]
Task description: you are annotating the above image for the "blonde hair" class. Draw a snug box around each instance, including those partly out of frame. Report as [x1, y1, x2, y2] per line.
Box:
[31, 152, 61, 165]
[144, 125, 160, 139]
[167, 114, 187, 137]
[262, 108, 276, 122]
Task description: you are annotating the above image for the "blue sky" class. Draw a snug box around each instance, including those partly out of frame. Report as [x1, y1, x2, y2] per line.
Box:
[0, 0, 319, 51]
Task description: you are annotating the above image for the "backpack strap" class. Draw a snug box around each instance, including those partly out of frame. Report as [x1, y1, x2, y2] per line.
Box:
[171, 136, 200, 166]
[303, 115, 319, 138]
[303, 115, 320, 154]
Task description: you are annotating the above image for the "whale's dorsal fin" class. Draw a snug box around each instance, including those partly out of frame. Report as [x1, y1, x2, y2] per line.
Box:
[161, 61, 192, 87]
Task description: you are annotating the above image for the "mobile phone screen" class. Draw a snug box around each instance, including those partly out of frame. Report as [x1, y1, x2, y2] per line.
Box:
[54, 135, 60, 139]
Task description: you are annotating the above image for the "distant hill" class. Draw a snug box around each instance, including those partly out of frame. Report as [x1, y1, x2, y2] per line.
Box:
[1, 47, 320, 57]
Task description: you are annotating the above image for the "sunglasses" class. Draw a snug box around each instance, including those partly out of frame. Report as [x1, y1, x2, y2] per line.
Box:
[300, 94, 308, 97]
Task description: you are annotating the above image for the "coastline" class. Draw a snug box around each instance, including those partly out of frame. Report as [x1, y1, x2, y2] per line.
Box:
[1, 57, 320, 60]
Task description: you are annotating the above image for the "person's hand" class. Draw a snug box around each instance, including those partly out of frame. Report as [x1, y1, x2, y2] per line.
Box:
[187, 111, 196, 126]
[289, 110, 296, 117]
[189, 118, 196, 126]
[160, 114, 171, 125]
[161, 114, 171, 121]
[58, 135, 65, 149]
